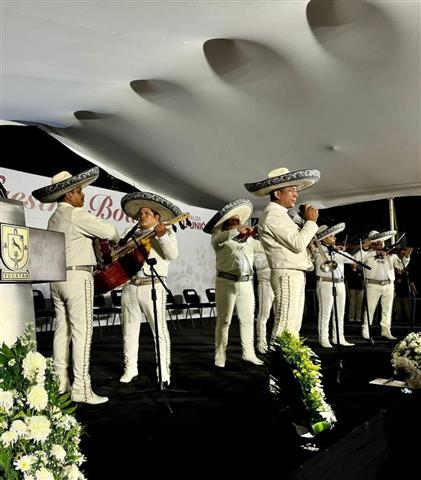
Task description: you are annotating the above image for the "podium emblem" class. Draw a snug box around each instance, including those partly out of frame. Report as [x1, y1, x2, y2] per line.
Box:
[1, 224, 30, 280]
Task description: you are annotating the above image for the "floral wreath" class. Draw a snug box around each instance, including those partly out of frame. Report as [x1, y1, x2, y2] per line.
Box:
[0, 326, 86, 480]
[391, 331, 421, 389]
[269, 330, 336, 435]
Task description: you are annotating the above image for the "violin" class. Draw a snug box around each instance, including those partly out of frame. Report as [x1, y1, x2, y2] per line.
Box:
[235, 226, 259, 243]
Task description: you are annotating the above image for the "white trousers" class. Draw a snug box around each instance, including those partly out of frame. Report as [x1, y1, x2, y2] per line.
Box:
[362, 283, 394, 334]
[121, 283, 171, 383]
[270, 269, 306, 339]
[348, 288, 364, 321]
[255, 279, 274, 349]
[215, 277, 256, 356]
[51, 270, 94, 397]
[316, 281, 346, 342]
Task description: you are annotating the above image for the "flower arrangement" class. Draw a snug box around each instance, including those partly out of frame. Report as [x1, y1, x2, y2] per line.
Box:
[269, 330, 336, 435]
[391, 331, 421, 389]
[0, 326, 86, 480]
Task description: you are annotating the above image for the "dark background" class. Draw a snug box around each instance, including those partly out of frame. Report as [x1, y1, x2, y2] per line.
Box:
[1, 125, 420, 288]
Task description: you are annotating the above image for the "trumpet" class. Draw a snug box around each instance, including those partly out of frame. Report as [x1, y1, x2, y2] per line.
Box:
[311, 238, 338, 273]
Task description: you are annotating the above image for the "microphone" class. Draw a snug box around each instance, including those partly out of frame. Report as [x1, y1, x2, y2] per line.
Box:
[298, 204, 306, 219]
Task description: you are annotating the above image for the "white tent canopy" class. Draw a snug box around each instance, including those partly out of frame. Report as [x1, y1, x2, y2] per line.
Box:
[2, 0, 420, 212]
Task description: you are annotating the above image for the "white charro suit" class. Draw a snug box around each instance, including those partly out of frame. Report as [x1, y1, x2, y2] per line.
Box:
[212, 229, 261, 366]
[258, 202, 318, 338]
[253, 242, 274, 353]
[359, 250, 409, 337]
[121, 228, 178, 384]
[314, 245, 355, 346]
[49, 202, 119, 400]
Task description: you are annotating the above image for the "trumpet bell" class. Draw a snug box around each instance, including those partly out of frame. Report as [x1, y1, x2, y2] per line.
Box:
[320, 261, 338, 273]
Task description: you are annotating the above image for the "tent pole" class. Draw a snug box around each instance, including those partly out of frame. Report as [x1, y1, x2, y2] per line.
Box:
[388, 198, 396, 243]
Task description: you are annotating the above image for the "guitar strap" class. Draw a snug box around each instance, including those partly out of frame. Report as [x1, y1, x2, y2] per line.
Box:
[122, 222, 139, 244]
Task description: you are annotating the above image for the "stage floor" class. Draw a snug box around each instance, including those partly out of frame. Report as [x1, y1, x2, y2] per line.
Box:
[36, 318, 420, 479]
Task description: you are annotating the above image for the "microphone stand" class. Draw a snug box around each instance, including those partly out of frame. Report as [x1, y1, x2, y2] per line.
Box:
[326, 250, 343, 385]
[357, 241, 374, 345]
[137, 257, 187, 414]
[328, 244, 373, 345]
[398, 254, 414, 333]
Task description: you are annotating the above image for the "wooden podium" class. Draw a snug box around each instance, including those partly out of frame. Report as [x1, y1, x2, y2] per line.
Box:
[0, 198, 65, 345]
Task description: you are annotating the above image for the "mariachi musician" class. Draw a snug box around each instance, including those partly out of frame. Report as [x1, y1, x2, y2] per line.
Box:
[204, 199, 264, 368]
[118, 191, 179, 387]
[244, 167, 320, 339]
[313, 223, 355, 348]
[359, 230, 412, 340]
[32, 168, 119, 405]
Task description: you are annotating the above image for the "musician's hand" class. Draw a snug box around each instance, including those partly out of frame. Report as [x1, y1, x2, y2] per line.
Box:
[362, 239, 371, 250]
[238, 225, 253, 235]
[154, 223, 167, 238]
[404, 247, 413, 257]
[303, 204, 318, 222]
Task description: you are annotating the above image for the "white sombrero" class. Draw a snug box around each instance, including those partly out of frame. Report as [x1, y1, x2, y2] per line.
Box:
[121, 191, 182, 222]
[316, 223, 346, 241]
[244, 167, 320, 197]
[203, 199, 253, 234]
[32, 167, 99, 203]
[367, 230, 396, 242]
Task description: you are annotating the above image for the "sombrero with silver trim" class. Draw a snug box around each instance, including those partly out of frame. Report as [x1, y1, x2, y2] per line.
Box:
[32, 167, 99, 203]
[367, 230, 396, 242]
[244, 167, 320, 196]
[203, 199, 253, 234]
[122, 191, 182, 222]
[316, 223, 346, 241]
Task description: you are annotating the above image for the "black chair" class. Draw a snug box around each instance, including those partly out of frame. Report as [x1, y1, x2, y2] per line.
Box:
[205, 288, 217, 318]
[183, 289, 213, 327]
[110, 290, 122, 324]
[93, 294, 115, 337]
[166, 290, 187, 330]
[32, 289, 55, 332]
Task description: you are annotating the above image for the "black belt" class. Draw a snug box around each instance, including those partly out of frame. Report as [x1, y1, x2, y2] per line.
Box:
[366, 279, 391, 286]
[217, 271, 253, 282]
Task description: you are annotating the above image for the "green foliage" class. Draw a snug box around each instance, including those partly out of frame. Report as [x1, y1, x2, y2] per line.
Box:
[270, 330, 336, 434]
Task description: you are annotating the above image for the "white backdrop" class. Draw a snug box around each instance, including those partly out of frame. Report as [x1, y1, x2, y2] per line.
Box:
[0, 167, 217, 304]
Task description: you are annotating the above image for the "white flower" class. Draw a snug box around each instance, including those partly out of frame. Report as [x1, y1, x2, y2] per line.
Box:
[11, 419, 28, 437]
[8, 358, 16, 366]
[14, 454, 35, 472]
[22, 352, 47, 381]
[0, 389, 14, 412]
[57, 414, 77, 430]
[1, 429, 18, 446]
[27, 385, 48, 411]
[65, 464, 85, 480]
[27, 415, 51, 442]
[50, 443, 66, 461]
[24, 476, 35, 480]
[34, 467, 54, 480]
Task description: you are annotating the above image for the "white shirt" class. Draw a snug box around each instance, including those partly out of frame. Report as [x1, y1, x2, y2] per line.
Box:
[48, 202, 119, 267]
[358, 249, 409, 282]
[314, 245, 355, 280]
[122, 226, 178, 278]
[211, 229, 260, 276]
[258, 202, 318, 271]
